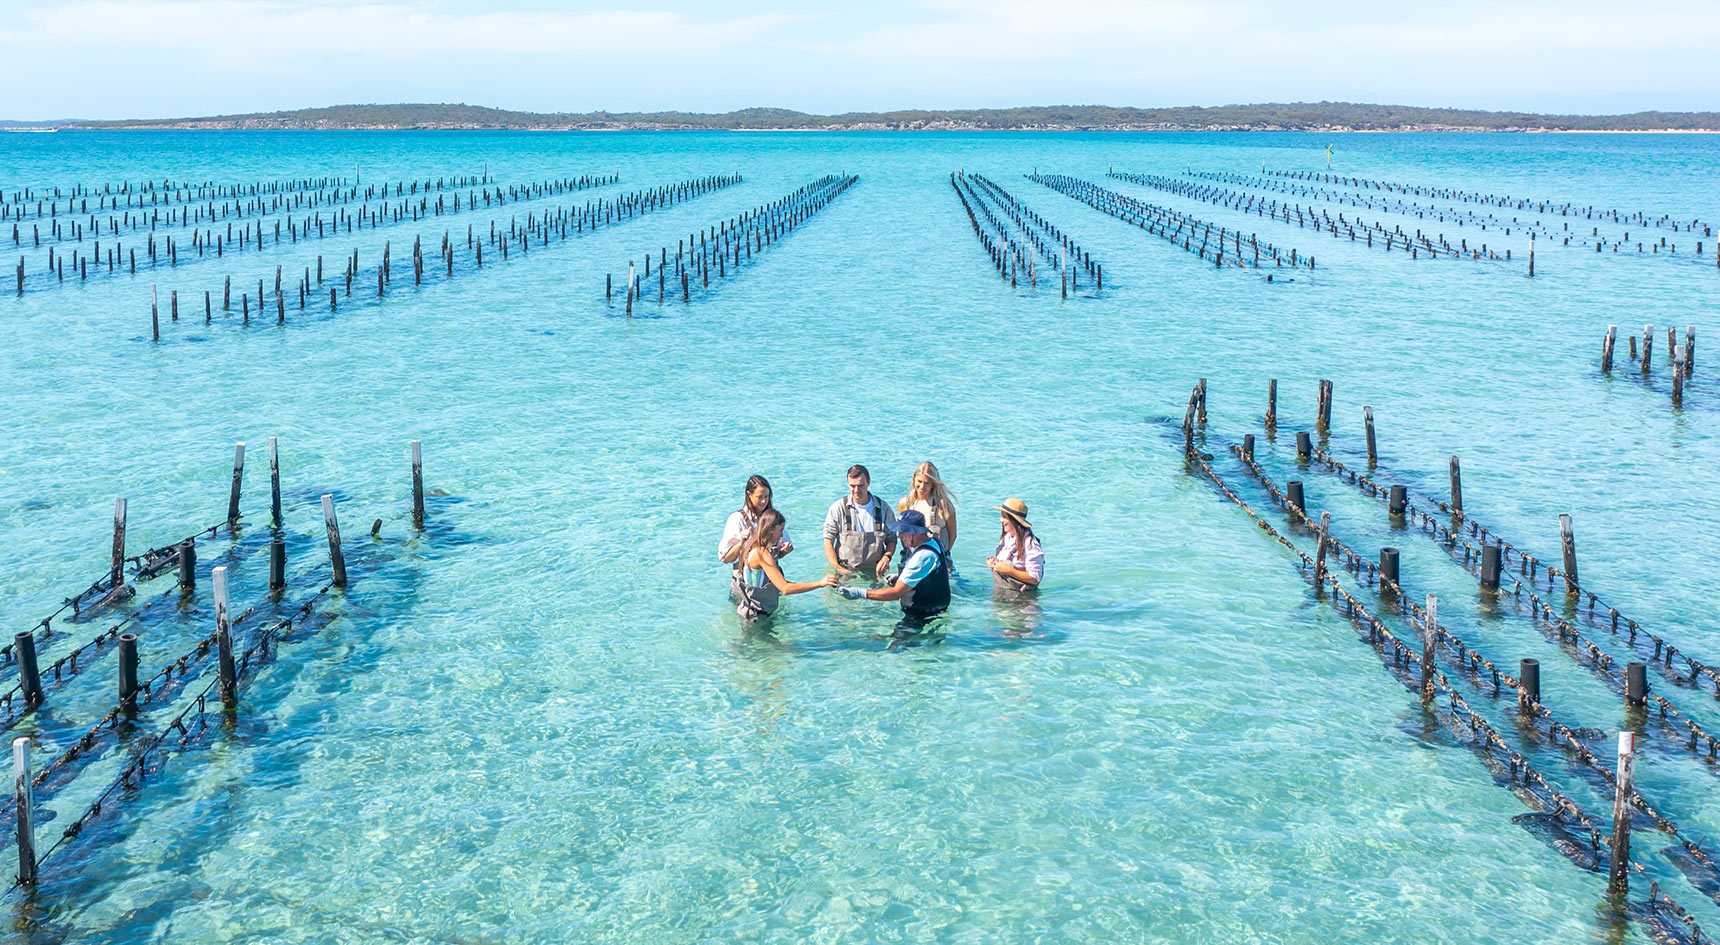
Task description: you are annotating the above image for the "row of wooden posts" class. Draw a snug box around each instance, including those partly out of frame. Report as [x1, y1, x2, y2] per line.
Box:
[9, 437, 429, 886]
[1124, 170, 1513, 263]
[1189, 377, 1585, 591]
[1030, 173, 1312, 272]
[1185, 379, 1675, 906]
[609, 174, 855, 313]
[1196, 169, 1557, 238]
[144, 176, 740, 336]
[1600, 324, 1697, 405]
[1271, 169, 1713, 236]
[951, 171, 1101, 296]
[1, 170, 492, 210]
[0, 171, 509, 223]
[12, 175, 622, 296]
[1197, 168, 1713, 267]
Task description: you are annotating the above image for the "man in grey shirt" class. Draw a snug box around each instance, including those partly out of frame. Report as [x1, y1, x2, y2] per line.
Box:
[823, 464, 897, 580]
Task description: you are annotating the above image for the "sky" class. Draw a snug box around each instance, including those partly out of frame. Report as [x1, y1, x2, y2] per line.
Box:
[2, 0, 1717, 120]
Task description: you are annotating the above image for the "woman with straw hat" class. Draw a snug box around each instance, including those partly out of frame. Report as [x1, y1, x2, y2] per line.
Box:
[986, 498, 1042, 593]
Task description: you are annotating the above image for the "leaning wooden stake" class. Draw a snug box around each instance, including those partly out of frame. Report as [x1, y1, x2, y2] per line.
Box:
[1601, 325, 1616, 373]
[411, 440, 425, 529]
[1608, 732, 1636, 897]
[269, 437, 282, 527]
[109, 497, 127, 592]
[322, 494, 347, 587]
[213, 565, 237, 708]
[1314, 511, 1331, 587]
[1363, 407, 1377, 466]
[1420, 595, 1438, 700]
[13, 737, 35, 887]
[1559, 514, 1579, 593]
[227, 442, 246, 527]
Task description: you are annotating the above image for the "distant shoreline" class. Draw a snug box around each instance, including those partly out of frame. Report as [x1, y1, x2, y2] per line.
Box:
[7, 125, 1720, 134]
[7, 101, 1720, 134]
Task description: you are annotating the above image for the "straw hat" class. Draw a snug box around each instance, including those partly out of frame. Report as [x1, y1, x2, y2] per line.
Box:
[993, 497, 1031, 529]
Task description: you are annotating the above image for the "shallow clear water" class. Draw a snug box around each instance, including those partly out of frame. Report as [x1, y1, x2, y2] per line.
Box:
[3, 130, 1720, 943]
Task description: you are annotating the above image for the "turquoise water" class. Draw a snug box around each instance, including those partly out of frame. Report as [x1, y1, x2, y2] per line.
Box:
[3, 130, 1720, 943]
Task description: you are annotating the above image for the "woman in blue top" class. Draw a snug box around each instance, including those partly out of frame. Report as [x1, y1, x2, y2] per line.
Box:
[735, 510, 836, 622]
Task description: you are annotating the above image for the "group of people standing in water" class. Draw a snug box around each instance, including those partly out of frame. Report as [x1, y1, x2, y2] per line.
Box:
[717, 462, 1044, 629]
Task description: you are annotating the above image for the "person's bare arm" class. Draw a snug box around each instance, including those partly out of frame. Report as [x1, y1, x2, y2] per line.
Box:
[987, 557, 1039, 586]
[764, 555, 836, 595]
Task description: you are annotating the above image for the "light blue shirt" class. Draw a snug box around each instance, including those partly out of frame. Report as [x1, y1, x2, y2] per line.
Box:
[898, 539, 944, 587]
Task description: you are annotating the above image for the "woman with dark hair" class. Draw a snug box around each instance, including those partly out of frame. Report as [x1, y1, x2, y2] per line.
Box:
[986, 498, 1043, 592]
[735, 509, 835, 621]
[719, 475, 793, 564]
[720, 475, 793, 602]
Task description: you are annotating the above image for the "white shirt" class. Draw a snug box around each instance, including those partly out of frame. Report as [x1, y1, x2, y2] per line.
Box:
[719, 509, 791, 559]
[995, 531, 1044, 582]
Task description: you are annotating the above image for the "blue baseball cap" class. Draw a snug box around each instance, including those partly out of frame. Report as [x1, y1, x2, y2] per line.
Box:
[891, 510, 931, 535]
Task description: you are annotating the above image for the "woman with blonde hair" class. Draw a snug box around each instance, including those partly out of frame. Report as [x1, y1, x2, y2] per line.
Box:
[734, 509, 835, 622]
[897, 461, 957, 554]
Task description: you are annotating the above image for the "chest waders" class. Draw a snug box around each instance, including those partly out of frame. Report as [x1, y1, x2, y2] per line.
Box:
[837, 497, 890, 570]
[735, 564, 781, 621]
[901, 542, 952, 620]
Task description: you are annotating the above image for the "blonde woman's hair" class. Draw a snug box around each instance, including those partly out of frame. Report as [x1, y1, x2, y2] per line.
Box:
[898, 461, 955, 521]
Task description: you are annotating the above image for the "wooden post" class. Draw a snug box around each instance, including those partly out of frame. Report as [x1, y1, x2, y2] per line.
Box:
[13, 737, 35, 887]
[1480, 542, 1501, 589]
[1641, 324, 1653, 373]
[1608, 732, 1635, 897]
[1378, 547, 1399, 588]
[213, 565, 237, 708]
[411, 439, 425, 529]
[1625, 662, 1647, 708]
[12, 633, 41, 707]
[1673, 349, 1685, 405]
[177, 539, 196, 591]
[1265, 379, 1276, 428]
[1420, 595, 1437, 700]
[269, 436, 282, 527]
[227, 442, 246, 526]
[109, 497, 127, 591]
[1363, 407, 1376, 466]
[1601, 325, 1616, 372]
[322, 494, 347, 587]
[1559, 514, 1579, 593]
[1448, 456, 1462, 515]
[269, 539, 286, 592]
[1527, 232, 1535, 277]
[151, 283, 159, 341]
[1314, 511, 1331, 587]
[118, 632, 140, 706]
[1519, 658, 1540, 710]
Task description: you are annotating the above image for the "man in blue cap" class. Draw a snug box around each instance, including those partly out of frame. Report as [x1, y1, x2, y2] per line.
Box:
[836, 509, 950, 624]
